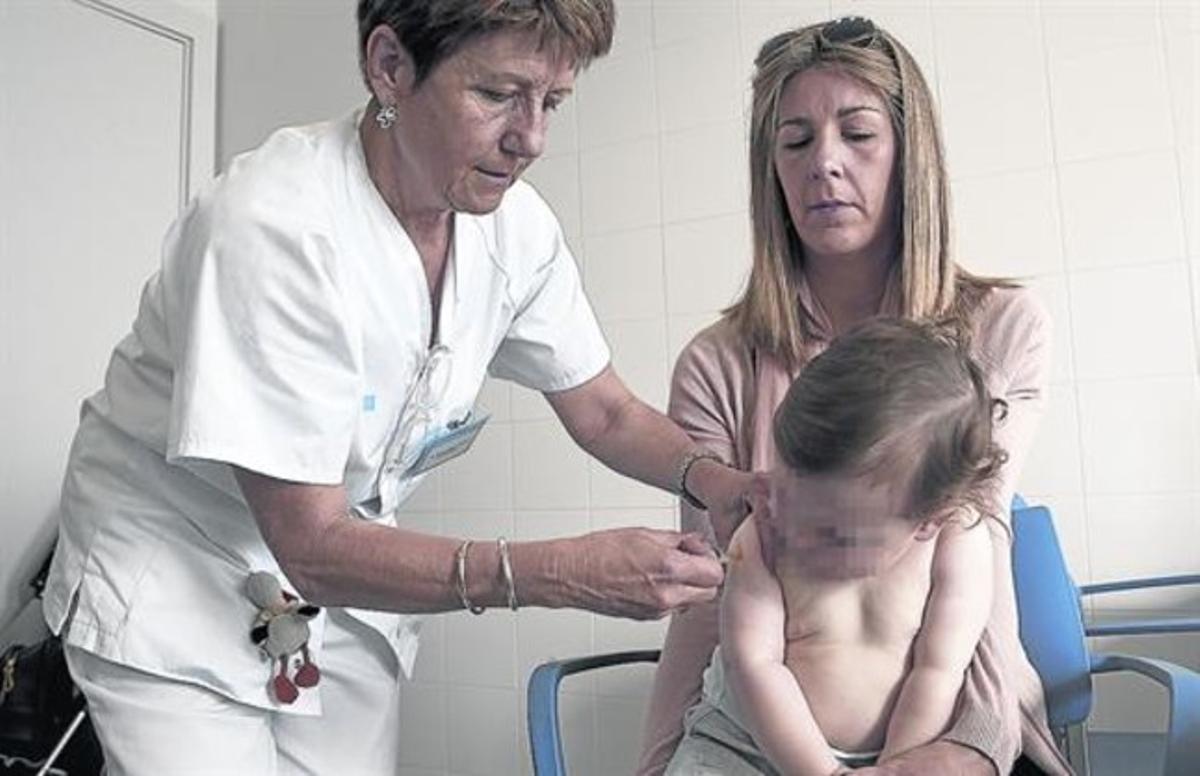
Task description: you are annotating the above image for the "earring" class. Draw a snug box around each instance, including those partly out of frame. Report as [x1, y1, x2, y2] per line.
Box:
[375, 103, 397, 130]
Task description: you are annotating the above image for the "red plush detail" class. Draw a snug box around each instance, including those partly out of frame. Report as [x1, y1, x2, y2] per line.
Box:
[294, 661, 320, 688]
[273, 673, 299, 704]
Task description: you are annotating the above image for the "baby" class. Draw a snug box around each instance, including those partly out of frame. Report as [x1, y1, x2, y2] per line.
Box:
[668, 318, 1006, 775]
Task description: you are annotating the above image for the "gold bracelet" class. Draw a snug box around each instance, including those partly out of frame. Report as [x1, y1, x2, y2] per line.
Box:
[454, 539, 486, 615]
[497, 536, 518, 610]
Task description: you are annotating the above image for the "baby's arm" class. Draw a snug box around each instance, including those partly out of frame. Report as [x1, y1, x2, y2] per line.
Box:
[878, 520, 994, 761]
[721, 519, 847, 776]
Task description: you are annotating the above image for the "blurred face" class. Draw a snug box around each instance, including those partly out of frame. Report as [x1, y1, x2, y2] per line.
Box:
[392, 29, 575, 215]
[766, 464, 925, 579]
[773, 67, 899, 264]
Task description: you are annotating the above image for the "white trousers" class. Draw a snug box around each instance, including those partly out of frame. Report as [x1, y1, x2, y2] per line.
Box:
[64, 609, 402, 776]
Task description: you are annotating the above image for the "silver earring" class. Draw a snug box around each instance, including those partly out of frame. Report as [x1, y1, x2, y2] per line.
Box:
[375, 103, 397, 130]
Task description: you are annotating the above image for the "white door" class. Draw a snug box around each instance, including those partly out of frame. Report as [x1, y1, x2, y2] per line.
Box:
[0, 0, 216, 634]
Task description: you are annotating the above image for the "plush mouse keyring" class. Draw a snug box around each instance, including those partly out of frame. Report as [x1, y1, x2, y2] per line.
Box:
[245, 571, 321, 704]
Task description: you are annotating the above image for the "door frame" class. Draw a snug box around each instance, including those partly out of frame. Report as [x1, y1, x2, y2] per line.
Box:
[0, 0, 216, 646]
[72, 0, 217, 198]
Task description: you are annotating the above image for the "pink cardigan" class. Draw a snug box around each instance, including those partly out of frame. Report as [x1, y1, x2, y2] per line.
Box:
[638, 282, 1072, 775]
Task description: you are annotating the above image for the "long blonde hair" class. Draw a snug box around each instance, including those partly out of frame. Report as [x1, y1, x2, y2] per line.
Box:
[726, 19, 1005, 368]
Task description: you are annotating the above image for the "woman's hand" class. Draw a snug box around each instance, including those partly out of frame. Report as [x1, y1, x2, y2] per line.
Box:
[856, 741, 995, 775]
[518, 528, 724, 620]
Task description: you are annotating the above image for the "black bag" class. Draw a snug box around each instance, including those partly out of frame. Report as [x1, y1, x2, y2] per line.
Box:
[0, 548, 102, 775]
[0, 636, 83, 758]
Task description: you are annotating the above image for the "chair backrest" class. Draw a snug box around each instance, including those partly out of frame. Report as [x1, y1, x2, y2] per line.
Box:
[1011, 504, 1093, 729]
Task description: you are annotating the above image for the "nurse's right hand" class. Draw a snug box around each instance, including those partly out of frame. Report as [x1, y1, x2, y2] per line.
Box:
[530, 528, 725, 620]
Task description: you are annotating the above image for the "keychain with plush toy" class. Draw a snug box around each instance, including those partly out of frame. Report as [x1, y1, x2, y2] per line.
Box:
[245, 571, 321, 704]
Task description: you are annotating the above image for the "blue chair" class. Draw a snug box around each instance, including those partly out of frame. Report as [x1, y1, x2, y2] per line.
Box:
[527, 501, 1200, 775]
[1011, 504, 1200, 775]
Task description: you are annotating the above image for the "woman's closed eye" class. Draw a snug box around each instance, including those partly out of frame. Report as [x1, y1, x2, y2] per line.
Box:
[475, 87, 516, 104]
[843, 129, 875, 142]
[778, 130, 874, 150]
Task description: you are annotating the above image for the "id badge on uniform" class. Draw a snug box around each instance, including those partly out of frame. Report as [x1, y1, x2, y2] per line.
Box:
[403, 411, 490, 477]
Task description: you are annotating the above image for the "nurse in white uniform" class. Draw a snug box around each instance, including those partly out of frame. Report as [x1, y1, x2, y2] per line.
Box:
[41, 2, 749, 773]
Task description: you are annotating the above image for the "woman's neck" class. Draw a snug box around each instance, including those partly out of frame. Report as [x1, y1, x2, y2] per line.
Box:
[358, 110, 452, 322]
[804, 251, 894, 336]
[358, 107, 452, 249]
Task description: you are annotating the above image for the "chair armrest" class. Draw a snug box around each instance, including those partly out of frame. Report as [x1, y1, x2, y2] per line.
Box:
[528, 650, 660, 776]
[1079, 575, 1200, 637]
[1080, 574, 1200, 596]
[1086, 618, 1200, 637]
[1090, 653, 1200, 776]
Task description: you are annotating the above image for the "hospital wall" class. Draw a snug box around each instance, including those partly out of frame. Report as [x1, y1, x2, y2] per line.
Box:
[220, 0, 1194, 774]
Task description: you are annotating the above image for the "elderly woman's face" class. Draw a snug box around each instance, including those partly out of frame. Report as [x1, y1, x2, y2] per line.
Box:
[773, 67, 898, 264]
[396, 29, 575, 215]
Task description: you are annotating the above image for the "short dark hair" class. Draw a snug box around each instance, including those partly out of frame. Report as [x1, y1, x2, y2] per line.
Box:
[356, 0, 616, 86]
[773, 318, 1006, 524]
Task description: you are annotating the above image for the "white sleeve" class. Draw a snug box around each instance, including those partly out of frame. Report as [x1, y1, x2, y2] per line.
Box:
[162, 185, 359, 485]
[488, 202, 610, 393]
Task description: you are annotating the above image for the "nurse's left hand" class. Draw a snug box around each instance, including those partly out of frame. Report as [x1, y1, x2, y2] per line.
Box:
[544, 528, 724, 620]
[687, 463, 763, 551]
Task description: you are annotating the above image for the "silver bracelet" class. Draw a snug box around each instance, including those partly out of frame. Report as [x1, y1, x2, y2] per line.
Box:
[496, 536, 518, 610]
[676, 450, 723, 510]
[454, 540, 486, 615]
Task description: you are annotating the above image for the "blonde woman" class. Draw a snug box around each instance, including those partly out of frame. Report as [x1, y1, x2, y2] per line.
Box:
[638, 17, 1070, 776]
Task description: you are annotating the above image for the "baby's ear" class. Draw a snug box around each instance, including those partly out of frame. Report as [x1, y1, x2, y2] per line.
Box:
[913, 517, 942, 542]
[744, 472, 771, 517]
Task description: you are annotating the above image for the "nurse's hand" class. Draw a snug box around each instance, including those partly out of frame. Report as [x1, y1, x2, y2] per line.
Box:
[683, 463, 762, 550]
[536, 528, 724, 620]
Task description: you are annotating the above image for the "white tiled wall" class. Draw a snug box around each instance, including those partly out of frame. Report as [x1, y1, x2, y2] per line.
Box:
[394, 0, 1199, 771]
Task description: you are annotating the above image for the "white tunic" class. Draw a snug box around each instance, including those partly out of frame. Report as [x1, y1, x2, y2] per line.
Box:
[42, 109, 610, 714]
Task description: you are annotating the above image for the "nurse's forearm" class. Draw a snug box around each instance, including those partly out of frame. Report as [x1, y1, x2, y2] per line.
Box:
[235, 467, 490, 611]
[240, 484, 551, 613]
[584, 397, 699, 491]
[596, 401, 748, 540]
[307, 519, 719, 618]
[558, 385, 749, 546]
[235, 467, 720, 617]
[547, 367, 744, 516]
[291, 525, 514, 613]
[547, 367, 693, 493]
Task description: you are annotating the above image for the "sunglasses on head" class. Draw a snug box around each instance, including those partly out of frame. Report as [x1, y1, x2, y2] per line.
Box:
[816, 15, 879, 49]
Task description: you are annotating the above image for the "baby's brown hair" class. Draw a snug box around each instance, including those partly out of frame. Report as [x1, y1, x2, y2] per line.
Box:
[773, 318, 1006, 525]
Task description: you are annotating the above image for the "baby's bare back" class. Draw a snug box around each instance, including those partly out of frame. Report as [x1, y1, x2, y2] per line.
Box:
[777, 541, 936, 752]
